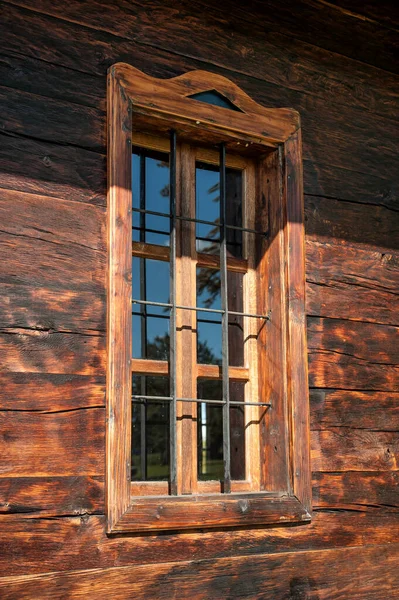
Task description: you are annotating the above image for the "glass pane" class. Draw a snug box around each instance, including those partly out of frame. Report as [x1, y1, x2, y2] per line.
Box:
[196, 267, 244, 366]
[196, 163, 220, 254]
[227, 271, 244, 367]
[132, 375, 170, 481]
[132, 258, 170, 360]
[188, 90, 242, 112]
[197, 380, 246, 481]
[132, 148, 170, 246]
[195, 163, 242, 257]
[197, 267, 221, 365]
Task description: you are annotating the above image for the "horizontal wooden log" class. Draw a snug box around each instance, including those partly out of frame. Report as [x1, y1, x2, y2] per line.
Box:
[306, 239, 399, 293]
[0, 373, 105, 410]
[305, 195, 399, 251]
[0, 511, 398, 577]
[0, 84, 104, 152]
[1, 6, 398, 185]
[311, 429, 398, 471]
[208, 0, 398, 73]
[310, 389, 399, 431]
[312, 471, 399, 510]
[327, 0, 399, 29]
[0, 476, 104, 515]
[0, 52, 104, 110]
[0, 132, 106, 206]
[0, 188, 105, 252]
[0, 56, 397, 207]
[2, 471, 397, 518]
[0, 231, 105, 293]
[0, 284, 105, 335]
[308, 317, 399, 391]
[0, 542, 397, 598]
[306, 280, 399, 326]
[5, 0, 397, 120]
[0, 330, 105, 375]
[0, 408, 104, 477]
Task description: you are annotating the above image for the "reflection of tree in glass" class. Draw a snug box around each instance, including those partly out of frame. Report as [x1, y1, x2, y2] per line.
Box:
[158, 160, 170, 200]
[145, 333, 218, 364]
[197, 267, 220, 309]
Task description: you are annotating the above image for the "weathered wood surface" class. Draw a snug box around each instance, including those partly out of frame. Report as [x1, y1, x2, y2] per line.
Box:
[0, 133, 106, 206]
[305, 195, 399, 251]
[0, 477, 104, 515]
[0, 543, 398, 599]
[1, 5, 399, 178]
[0, 0, 398, 594]
[0, 511, 398, 577]
[308, 317, 399, 391]
[0, 373, 105, 410]
[312, 471, 399, 510]
[310, 389, 399, 431]
[0, 409, 104, 477]
[5, 0, 398, 118]
[327, 0, 399, 29]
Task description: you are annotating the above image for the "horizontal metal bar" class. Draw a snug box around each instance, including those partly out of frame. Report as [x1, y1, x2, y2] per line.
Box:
[132, 225, 170, 236]
[132, 311, 170, 320]
[132, 299, 269, 320]
[132, 207, 267, 236]
[132, 394, 271, 407]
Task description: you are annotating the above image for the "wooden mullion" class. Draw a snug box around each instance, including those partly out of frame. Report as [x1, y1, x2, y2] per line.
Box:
[243, 162, 261, 490]
[176, 143, 198, 495]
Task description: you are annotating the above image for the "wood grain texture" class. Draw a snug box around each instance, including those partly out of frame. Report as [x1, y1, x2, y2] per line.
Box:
[0, 284, 105, 335]
[305, 195, 399, 251]
[0, 476, 104, 516]
[0, 373, 105, 411]
[5, 0, 398, 119]
[0, 132, 106, 206]
[106, 68, 132, 531]
[1, 5, 398, 179]
[312, 471, 399, 510]
[0, 0, 398, 595]
[0, 409, 104, 477]
[308, 317, 399, 391]
[0, 543, 398, 599]
[0, 510, 398, 577]
[310, 389, 399, 431]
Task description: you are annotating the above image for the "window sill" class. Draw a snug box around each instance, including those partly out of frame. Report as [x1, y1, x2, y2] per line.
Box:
[108, 492, 311, 533]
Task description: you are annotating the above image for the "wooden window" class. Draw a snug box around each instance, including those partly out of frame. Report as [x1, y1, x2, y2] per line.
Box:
[107, 63, 311, 533]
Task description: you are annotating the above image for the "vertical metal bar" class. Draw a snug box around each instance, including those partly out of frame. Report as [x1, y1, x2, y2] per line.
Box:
[139, 153, 147, 480]
[220, 143, 231, 493]
[169, 130, 178, 495]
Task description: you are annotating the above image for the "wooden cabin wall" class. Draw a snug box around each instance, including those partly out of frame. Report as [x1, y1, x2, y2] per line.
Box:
[0, 0, 398, 597]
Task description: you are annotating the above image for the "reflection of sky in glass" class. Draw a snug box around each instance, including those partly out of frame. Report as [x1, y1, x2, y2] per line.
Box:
[196, 164, 220, 253]
[197, 267, 221, 364]
[132, 151, 170, 246]
[132, 258, 170, 360]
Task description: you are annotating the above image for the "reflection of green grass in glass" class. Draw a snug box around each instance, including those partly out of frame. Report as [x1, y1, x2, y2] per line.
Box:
[131, 453, 169, 481]
[198, 459, 224, 481]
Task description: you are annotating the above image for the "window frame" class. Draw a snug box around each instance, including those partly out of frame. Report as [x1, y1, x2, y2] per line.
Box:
[106, 63, 311, 533]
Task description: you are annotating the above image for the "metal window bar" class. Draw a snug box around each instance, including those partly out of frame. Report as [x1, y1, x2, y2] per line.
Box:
[132, 205, 267, 236]
[169, 130, 178, 496]
[219, 143, 231, 494]
[132, 395, 271, 408]
[132, 298, 269, 321]
[139, 153, 147, 480]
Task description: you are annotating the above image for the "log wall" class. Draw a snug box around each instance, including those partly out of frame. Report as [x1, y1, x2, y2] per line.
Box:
[0, 0, 398, 597]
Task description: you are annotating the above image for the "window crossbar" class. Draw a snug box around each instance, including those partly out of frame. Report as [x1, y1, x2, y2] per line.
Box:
[132, 395, 271, 408]
[132, 298, 269, 320]
[132, 206, 267, 236]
